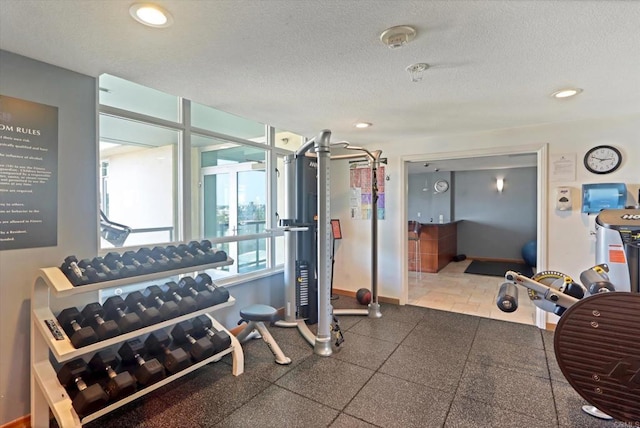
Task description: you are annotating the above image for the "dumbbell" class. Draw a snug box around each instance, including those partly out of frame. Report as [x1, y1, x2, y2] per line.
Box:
[57, 307, 99, 348]
[171, 320, 215, 362]
[57, 359, 109, 417]
[137, 247, 169, 272]
[150, 247, 180, 270]
[121, 251, 154, 275]
[178, 276, 215, 309]
[78, 258, 107, 282]
[187, 241, 218, 264]
[124, 291, 163, 326]
[103, 296, 143, 333]
[145, 285, 180, 320]
[145, 330, 191, 374]
[192, 315, 232, 353]
[171, 244, 201, 265]
[194, 273, 230, 305]
[164, 245, 195, 267]
[88, 350, 137, 400]
[199, 240, 228, 262]
[163, 281, 197, 315]
[104, 252, 137, 277]
[118, 339, 165, 386]
[176, 243, 206, 265]
[80, 302, 121, 340]
[90, 257, 120, 281]
[60, 255, 89, 286]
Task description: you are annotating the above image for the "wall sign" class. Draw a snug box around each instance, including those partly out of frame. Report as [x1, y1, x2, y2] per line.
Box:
[349, 163, 386, 220]
[0, 95, 58, 250]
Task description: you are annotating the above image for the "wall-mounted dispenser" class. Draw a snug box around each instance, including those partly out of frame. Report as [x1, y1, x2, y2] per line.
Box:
[581, 183, 627, 214]
[556, 187, 572, 211]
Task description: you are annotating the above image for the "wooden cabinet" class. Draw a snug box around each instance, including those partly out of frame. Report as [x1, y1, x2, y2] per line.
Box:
[408, 222, 459, 273]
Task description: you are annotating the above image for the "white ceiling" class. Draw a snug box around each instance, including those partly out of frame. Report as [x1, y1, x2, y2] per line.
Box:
[1, 1, 639, 151]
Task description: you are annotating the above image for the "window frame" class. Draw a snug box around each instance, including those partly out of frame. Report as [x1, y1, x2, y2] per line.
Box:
[97, 80, 292, 279]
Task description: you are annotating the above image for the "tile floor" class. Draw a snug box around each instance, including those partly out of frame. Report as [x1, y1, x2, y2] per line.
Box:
[408, 259, 537, 326]
[70, 297, 621, 428]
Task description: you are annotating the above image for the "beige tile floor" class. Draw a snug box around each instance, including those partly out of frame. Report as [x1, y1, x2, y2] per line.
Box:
[408, 259, 537, 326]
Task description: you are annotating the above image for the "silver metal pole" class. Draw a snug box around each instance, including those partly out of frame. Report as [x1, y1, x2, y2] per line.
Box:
[282, 154, 297, 323]
[369, 156, 382, 318]
[314, 130, 333, 356]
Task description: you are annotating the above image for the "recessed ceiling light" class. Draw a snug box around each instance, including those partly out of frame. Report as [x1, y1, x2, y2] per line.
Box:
[354, 122, 372, 129]
[130, 3, 174, 28]
[551, 88, 583, 99]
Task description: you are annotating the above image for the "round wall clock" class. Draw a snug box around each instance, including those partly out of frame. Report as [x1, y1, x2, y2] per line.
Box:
[583, 145, 622, 174]
[434, 179, 450, 193]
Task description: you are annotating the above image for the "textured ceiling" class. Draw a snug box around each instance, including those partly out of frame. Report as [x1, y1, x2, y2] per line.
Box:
[1, 1, 639, 148]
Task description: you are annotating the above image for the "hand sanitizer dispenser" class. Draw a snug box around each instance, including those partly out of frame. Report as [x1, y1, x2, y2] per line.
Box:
[556, 187, 572, 211]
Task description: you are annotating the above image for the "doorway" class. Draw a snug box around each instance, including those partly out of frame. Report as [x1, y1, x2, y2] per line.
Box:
[400, 144, 548, 328]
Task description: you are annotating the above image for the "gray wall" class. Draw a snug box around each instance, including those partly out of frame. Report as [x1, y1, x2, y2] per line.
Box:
[0, 50, 98, 424]
[0, 51, 284, 425]
[407, 172, 452, 223]
[454, 167, 537, 260]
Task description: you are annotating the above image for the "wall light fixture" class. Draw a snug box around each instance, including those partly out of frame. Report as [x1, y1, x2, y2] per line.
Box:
[496, 178, 504, 193]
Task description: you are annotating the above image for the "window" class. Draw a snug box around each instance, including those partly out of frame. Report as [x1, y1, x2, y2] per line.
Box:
[99, 114, 179, 248]
[98, 74, 290, 277]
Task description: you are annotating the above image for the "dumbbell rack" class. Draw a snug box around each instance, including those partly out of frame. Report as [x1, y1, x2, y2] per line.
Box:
[31, 259, 243, 428]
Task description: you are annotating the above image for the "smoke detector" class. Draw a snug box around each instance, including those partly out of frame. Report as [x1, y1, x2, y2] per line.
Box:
[380, 25, 417, 49]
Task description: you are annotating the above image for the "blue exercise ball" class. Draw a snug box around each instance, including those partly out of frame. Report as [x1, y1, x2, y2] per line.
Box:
[522, 240, 537, 267]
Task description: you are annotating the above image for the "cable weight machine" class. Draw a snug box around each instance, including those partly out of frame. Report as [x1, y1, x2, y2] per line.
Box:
[275, 130, 384, 356]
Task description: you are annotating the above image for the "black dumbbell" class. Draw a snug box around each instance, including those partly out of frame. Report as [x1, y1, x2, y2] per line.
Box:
[90, 257, 120, 281]
[178, 276, 214, 309]
[177, 244, 209, 265]
[199, 240, 228, 262]
[57, 308, 99, 348]
[145, 285, 180, 320]
[104, 252, 137, 277]
[150, 247, 180, 269]
[103, 296, 142, 333]
[137, 247, 169, 272]
[145, 330, 191, 374]
[88, 350, 137, 400]
[121, 251, 154, 274]
[80, 302, 121, 340]
[171, 321, 215, 362]
[60, 255, 89, 286]
[124, 291, 163, 326]
[192, 315, 232, 353]
[187, 241, 218, 264]
[78, 258, 107, 282]
[163, 281, 197, 315]
[57, 359, 109, 417]
[194, 273, 230, 305]
[164, 245, 195, 267]
[118, 339, 165, 386]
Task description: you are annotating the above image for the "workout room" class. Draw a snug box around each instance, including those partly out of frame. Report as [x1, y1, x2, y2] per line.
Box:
[1, 2, 639, 427]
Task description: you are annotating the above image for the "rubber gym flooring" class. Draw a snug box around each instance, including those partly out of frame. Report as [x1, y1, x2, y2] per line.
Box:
[64, 296, 617, 428]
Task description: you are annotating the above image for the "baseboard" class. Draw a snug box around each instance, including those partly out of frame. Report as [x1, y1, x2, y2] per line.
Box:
[332, 288, 400, 305]
[1, 415, 30, 428]
[545, 322, 557, 332]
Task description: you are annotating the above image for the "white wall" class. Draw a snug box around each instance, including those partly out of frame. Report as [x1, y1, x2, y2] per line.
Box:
[331, 115, 640, 306]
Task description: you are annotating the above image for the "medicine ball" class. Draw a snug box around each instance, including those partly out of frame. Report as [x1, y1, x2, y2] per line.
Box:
[356, 288, 371, 305]
[522, 240, 537, 267]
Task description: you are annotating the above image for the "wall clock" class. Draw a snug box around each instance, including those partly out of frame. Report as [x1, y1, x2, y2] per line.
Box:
[434, 179, 450, 193]
[583, 145, 622, 174]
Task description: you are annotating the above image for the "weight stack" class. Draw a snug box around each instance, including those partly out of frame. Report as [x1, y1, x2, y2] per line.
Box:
[296, 260, 318, 324]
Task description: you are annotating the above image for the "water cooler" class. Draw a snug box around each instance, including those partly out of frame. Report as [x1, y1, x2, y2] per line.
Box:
[595, 209, 640, 292]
